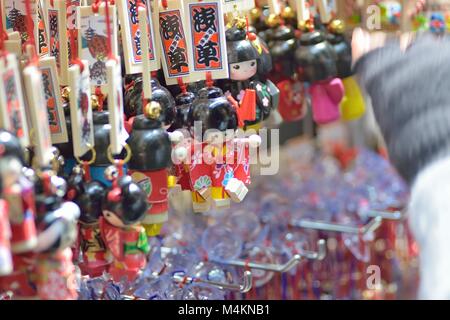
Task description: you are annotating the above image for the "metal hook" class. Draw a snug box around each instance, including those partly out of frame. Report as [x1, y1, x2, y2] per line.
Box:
[290, 216, 383, 236]
[363, 209, 404, 221]
[210, 239, 326, 273]
[172, 271, 253, 293]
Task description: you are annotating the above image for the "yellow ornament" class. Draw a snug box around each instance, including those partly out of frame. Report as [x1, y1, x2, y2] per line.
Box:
[266, 13, 281, 28]
[281, 6, 295, 20]
[329, 19, 345, 34]
[340, 76, 366, 121]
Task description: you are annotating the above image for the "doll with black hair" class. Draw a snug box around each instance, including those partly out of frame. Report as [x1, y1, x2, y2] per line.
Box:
[66, 167, 111, 277]
[99, 173, 150, 282]
[185, 86, 260, 211]
[123, 74, 176, 129]
[33, 193, 80, 300]
[295, 22, 344, 124]
[326, 20, 365, 121]
[217, 25, 259, 128]
[127, 101, 184, 237]
[0, 130, 37, 252]
[268, 22, 308, 122]
[0, 130, 39, 298]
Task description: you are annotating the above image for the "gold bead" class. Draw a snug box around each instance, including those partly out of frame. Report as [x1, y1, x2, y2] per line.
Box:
[249, 7, 261, 22]
[61, 86, 71, 102]
[91, 94, 99, 110]
[281, 6, 295, 20]
[266, 13, 281, 28]
[144, 101, 161, 120]
[235, 17, 247, 30]
[329, 19, 345, 34]
[298, 19, 314, 31]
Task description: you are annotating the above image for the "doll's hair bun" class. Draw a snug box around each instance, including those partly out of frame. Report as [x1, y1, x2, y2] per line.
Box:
[226, 26, 247, 42]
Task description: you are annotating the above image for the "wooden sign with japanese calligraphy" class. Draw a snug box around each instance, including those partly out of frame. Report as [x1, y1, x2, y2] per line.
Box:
[106, 58, 128, 155]
[77, 4, 118, 91]
[0, 54, 30, 147]
[222, 0, 255, 14]
[22, 64, 53, 167]
[184, 0, 228, 81]
[2, 0, 38, 50]
[118, 0, 159, 74]
[68, 60, 94, 157]
[38, 56, 68, 144]
[158, 0, 190, 85]
[47, 0, 70, 85]
[37, 0, 48, 56]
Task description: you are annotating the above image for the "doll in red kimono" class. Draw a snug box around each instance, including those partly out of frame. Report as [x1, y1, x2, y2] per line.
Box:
[186, 86, 260, 211]
[100, 174, 150, 282]
[33, 195, 80, 300]
[0, 130, 38, 298]
[66, 167, 112, 277]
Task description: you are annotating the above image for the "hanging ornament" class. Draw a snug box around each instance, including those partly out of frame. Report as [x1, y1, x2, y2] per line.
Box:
[0, 129, 38, 298]
[34, 190, 80, 300]
[127, 101, 180, 237]
[295, 22, 344, 124]
[66, 165, 111, 277]
[327, 19, 365, 121]
[99, 170, 150, 282]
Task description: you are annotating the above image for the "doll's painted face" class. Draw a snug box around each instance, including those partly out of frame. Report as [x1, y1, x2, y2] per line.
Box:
[230, 59, 257, 81]
[103, 210, 125, 228]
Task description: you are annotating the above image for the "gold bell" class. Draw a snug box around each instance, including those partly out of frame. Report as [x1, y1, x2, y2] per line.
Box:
[235, 17, 247, 30]
[266, 13, 281, 28]
[144, 101, 161, 120]
[298, 19, 314, 32]
[91, 94, 100, 110]
[249, 7, 261, 22]
[61, 86, 71, 102]
[329, 19, 345, 34]
[281, 6, 295, 20]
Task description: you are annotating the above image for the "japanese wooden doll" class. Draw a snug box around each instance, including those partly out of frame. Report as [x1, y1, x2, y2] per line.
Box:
[185, 86, 259, 211]
[0, 130, 38, 298]
[33, 195, 80, 300]
[294, 24, 344, 125]
[327, 20, 365, 121]
[99, 174, 149, 282]
[81, 107, 126, 186]
[66, 167, 112, 277]
[127, 101, 182, 237]
[123, 75, 176, 130]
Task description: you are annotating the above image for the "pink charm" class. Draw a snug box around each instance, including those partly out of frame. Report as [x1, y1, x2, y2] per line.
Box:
[309, 78, 344, 124]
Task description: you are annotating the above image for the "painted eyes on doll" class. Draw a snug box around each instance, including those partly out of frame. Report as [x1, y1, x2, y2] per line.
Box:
[229, 60, 258, 81]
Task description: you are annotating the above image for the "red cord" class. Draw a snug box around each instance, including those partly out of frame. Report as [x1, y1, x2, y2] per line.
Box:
[69, 29, 84, 72]
[82, 161, 91, 181]
[205, 71, 213, 87]
[24, 0, 38, 65]
[95, 86, 104, 111]
[161, 0, 168, 9]
[104, 0, 115, 60]
[177, 77, 187, 93]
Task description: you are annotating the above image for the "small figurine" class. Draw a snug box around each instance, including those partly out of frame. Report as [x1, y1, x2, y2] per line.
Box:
[66, 166, 111, 277]
[82, 106, 127, 186]
[99, 174, 150, 282]
[186, 85, 259, 211]
[123, 75, 176, 129]
[295, 23, 344, 124]
[34, 192, 80, 300]
[127, 102, 182, 237]
[327, 20, 365, 121]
